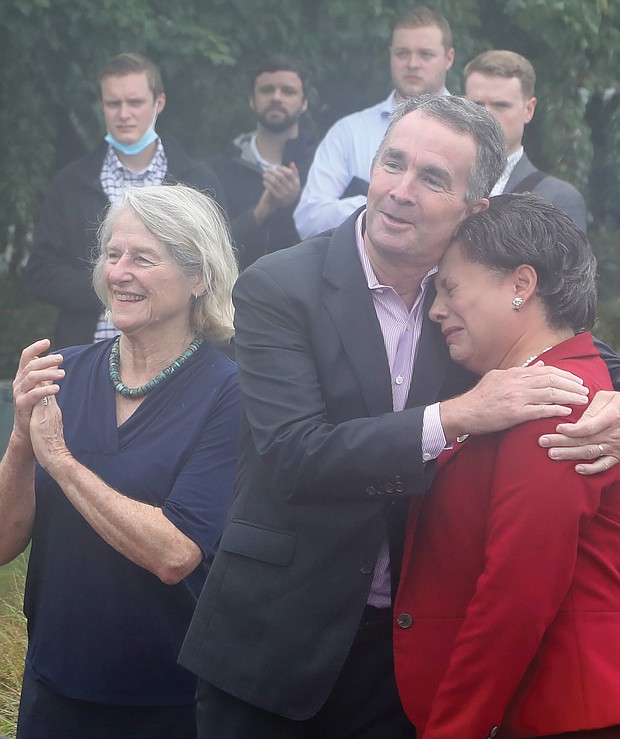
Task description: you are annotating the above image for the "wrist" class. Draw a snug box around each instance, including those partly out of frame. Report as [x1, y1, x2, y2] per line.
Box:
[438, 397, 471, 444]
[44, 448, 74, 480]
[6, 430, 35, 465]
[253, 196, 272, 224]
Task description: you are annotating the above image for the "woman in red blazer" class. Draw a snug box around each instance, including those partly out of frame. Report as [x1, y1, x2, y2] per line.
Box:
[394, 194, 620, 739]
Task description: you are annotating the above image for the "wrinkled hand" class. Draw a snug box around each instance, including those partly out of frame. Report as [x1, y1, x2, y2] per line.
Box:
[30, 390, 71, 473]
[12, 339, 64, 448]
[539, 389, 620, 475]
[440, 361, 589, 443]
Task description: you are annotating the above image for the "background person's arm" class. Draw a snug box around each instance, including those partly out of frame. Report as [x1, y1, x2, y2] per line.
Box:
[294, 119, 366, 239]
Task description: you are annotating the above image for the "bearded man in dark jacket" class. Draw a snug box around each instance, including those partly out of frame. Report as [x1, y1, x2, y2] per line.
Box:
[207, 54, 316, 270]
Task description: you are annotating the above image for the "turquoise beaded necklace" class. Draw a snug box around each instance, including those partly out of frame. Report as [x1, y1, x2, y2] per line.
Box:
[108, 336, 203, 399]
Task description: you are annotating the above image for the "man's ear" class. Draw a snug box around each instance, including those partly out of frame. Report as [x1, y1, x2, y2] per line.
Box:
[156, 93, 166, 115]
[524, 96, 537, 125]
[468, 197, 489, 216]
[445, 47, 455, 71]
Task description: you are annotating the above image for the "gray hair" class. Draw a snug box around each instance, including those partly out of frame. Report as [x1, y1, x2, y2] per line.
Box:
[375, 94, 507, 203]
[455, 193, 596, 332]
[93, 184, 238, 341]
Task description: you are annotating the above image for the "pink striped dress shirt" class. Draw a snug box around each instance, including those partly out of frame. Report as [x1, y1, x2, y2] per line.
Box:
[354, 212, 446, 607]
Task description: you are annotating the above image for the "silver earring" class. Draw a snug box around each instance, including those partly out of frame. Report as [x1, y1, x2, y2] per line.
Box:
[512, 296, 524, 311]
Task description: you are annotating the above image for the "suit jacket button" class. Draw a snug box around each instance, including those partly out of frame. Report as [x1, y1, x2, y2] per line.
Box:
[384, 483, 394, 494]
[486, 727, 499, 738]
[359, 561, 374, 575]
[396, 613, 413, 629]
[366, 485, 376, 496]
[394, 478, 405, 493]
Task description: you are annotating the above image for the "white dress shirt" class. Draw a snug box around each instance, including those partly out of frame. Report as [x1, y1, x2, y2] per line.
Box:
[294, 92, 398, 239]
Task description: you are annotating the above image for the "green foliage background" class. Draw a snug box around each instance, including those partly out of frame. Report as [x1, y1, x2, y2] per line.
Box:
[0, 0, 619, 376]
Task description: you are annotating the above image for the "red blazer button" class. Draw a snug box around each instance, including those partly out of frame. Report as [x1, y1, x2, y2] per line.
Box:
[396, 613, 413, 629]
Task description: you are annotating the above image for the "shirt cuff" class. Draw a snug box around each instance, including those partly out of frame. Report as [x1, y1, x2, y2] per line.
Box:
[421, 403, 447, 462]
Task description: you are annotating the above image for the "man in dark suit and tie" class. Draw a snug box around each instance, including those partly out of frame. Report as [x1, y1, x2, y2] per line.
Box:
[179, 95, 594, 738]
[464, 49, 587, 232]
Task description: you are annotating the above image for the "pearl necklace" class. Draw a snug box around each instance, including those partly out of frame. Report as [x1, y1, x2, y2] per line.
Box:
[109, 336, 203, 398]
[519, 346, 553, 368]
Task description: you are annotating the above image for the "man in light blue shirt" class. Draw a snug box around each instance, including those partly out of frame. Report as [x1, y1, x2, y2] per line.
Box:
[294, 6, 454, 239]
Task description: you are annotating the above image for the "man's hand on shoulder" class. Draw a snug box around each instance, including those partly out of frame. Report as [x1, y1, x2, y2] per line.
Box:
[439, 361, 589, 444]
[539, 389, 620, 475]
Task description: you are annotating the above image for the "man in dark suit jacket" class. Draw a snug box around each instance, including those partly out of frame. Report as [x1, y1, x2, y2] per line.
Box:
[464, 49, 587, 232]
[179, 96, 593, 738]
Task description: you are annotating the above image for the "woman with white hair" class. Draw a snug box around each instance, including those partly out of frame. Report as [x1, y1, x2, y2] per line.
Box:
[0, 184, 240, 738]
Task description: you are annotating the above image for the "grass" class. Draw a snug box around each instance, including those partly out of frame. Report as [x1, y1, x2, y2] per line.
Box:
[0, 554, 28, 739]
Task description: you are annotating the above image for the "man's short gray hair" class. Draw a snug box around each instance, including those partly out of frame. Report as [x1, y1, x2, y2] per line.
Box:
[375, 94, 507, 203]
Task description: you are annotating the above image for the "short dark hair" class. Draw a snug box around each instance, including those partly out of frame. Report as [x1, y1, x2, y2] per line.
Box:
[464, 50, 536, 99]
[455, 193, 596, 332]
[375, 94, 506, 203]
[393, 6, 453, 51]
[251, 54, 308, 97]
[98, 53, 164, 99]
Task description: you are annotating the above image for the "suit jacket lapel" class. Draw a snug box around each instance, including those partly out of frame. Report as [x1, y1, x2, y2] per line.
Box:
[322, 212, 394, 417]
[505, 152, 536, 193]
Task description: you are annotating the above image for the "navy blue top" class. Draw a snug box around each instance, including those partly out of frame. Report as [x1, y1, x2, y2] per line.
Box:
[24, 338, 240, 705]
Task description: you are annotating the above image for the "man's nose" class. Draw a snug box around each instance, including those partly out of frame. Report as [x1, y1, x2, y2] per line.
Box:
[389, 172, 417, 205]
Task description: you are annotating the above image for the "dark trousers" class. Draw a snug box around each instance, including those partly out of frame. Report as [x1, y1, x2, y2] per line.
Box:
[196, 608, 415, 739]
[16, 669, 197, 739]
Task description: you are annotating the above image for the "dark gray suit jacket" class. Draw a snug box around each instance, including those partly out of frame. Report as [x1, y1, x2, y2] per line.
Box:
[179, 211, 473, 720]
[504, 152, 587, 232]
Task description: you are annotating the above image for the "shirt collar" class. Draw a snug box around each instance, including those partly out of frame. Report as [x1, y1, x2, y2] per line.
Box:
[383, 87, 451, 119]
[490, 146, 524, 197]
[506, 146, 524, 174]
[381, 91, 400, 119]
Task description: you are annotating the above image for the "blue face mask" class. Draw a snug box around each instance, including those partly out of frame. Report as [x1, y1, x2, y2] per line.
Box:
[105, 127, 158, 156]
[104, 105, 159, 156]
